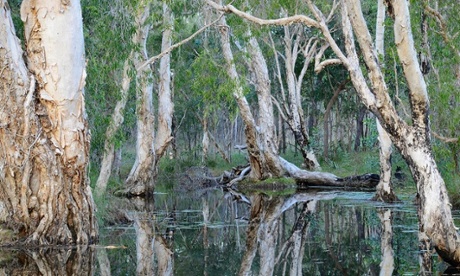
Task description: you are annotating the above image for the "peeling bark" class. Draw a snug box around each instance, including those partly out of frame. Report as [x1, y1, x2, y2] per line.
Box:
[123, 2, 155, 196]
[207, 0, 460, 266]
[0, 0, 97, 244]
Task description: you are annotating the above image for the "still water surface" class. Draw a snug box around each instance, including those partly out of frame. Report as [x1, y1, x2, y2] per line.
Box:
[2, 186, 459, 275]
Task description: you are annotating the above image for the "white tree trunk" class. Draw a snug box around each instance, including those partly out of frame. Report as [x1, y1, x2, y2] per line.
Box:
[217, 11, 283, 180]
[123, 1, 174, 196]
[154, 2, 174, 160]
[0, 0, 97, 244]
[343, 0, 460, 265]
[124, 2, 155, 196]
[282, 26, 319, 170]
[373, 0, 398, 202]
[95, 57, 131, 197]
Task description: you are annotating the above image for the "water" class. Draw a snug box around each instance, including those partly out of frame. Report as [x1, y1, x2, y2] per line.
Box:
[1, 187, 457, 275]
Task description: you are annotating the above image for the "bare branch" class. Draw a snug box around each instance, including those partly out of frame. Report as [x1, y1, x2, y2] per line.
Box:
[205, 0, 319, 28]
[432, 132, 459, 143]
[271, 96, 288, 122]
[314, 42, 341, 73]
[137, 15, 223, 71]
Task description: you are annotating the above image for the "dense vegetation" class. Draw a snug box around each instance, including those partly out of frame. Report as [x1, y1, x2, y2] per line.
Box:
[79, 0, 459, 206]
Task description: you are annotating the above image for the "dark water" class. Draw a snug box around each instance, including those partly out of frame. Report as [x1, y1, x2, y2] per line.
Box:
[1, 187, 459, 275]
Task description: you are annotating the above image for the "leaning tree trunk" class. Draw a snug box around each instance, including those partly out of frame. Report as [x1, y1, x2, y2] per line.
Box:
[246, 35, 284, 177]
[341, 0, 460, 266]
[217, 11, 283, 180]
[95, 56, 132, 197]
[0, 0, 97, 244]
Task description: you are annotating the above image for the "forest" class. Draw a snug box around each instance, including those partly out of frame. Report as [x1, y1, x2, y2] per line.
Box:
[1, 0, 460, 274]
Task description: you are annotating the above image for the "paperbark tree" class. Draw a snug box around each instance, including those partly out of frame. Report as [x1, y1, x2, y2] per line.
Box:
[373, 0, 399, 202]
[337, 0, 460, 266]
[216, 9, 283, 180]
[122, 1, 174, 196]
[95, 57, 133, 197]
[0, 0, 97, 244]
[207, 0, 460, 267]
[270, 24, 320, 170]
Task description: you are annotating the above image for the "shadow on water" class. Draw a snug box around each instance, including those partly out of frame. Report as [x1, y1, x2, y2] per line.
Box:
[2, 186, 460, 275]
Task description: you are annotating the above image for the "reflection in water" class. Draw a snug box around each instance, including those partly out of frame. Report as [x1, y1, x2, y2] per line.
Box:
[378, 209, 394, 276]
[1, 188, 454, 274]
[130, 210, 174, 275]
[239, 192, 335, 276]
[0, 246, 94, 275]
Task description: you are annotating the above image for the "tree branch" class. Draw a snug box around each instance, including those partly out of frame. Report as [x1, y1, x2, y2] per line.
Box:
[137, 15, 223, 71]
[205, 0, 319, 28]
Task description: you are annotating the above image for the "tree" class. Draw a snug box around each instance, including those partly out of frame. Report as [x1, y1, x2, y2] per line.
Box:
[270, 22, 321, 170]
[215, 5, 283, 180]
[0, 0, 97, 244]
[373, 0, 398, 202]
[121, 1, 174, 196]
[208, 0, 460, 266]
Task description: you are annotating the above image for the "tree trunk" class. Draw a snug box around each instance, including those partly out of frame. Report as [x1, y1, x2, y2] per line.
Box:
[123, 2, 156, 196]
[343, 0, 460, 265]
[354, 106, 366, 151]
[217, 11, 283, 180]
[0, 0, 97, 244]
[272, 25, 319, 170]
[154, 2, 174, 164]
[123, 2, 173, 196]
[95, 57, 132, 197]
[373, 0, 398, 202]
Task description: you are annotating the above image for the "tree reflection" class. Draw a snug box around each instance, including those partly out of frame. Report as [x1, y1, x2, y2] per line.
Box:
[130, 210, 174, 276]
[0, 246, 94, 275]
[378, 208, 394, 276]
[238, 191, 335, 276]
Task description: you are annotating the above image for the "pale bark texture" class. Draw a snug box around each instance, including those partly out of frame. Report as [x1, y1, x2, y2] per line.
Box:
[217, 11, 283, 180]
[341, 0, 460, 266]
[0, 0, 97, 244]
[95, 57, 131, 197]
[123, 2, 174, 196]
[373, 0, 398, 202]
[271, 25, 319, 170]
[378, 209, 394, 276]
[123, 2, 155, 196]
[209, 0, 460, 267]
[154, 2, 174, 163]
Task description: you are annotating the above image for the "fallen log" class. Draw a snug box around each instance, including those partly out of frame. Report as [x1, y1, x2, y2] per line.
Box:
[279, 157, 379, 190]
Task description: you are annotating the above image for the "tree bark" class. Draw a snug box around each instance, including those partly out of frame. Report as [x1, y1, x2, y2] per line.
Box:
[208, 0, 460, 265]
[123, 2, 174, 196]
[272, 25, 320, 170]
[373, 0, 398, 202]
[123, 2, 156, 196]
[154, 2, 174, 163]
[0, 0, 97, 244]
[216, 9, 283, 180]
[343, 0, 460, 265]
[95, 57, 132, 197]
